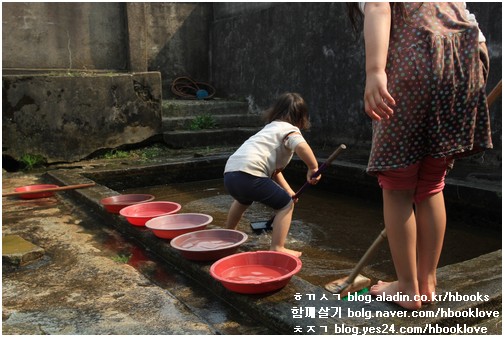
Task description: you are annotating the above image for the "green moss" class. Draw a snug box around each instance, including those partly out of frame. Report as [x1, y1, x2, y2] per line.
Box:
[111, 254, 131, 264]
[19, 153, 47, 170]
[96, 144, 169, 162]
[189, 114, 216, 130]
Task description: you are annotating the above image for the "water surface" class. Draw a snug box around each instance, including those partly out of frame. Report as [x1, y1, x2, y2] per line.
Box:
[123, 178, 501, 287]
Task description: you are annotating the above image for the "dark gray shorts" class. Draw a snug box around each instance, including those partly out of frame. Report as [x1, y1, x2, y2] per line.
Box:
[224, 171, 292, 210]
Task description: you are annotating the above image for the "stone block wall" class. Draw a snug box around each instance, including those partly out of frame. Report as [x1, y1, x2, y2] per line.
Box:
[2, 73, 161, 163]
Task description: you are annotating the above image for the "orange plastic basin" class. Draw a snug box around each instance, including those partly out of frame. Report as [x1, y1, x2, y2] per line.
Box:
[14, 184, 59, 199]
[100, 194, 155, 213]
[145, 213, 213, 239]
[170, 229, 248, 261]
[210, 251, 302, 294]
[119, 201, 181, 226]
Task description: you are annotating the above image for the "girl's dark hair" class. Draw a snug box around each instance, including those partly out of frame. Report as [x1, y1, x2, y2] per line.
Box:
[263, 92, 310, 130]
[346, 3, 364, 33]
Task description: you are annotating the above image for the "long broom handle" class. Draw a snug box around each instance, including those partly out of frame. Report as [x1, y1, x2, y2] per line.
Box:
[2, 182, 96, 197]
[487, 79, 502, 108]
[346, 228, 387, 284]
[293, 144, 346, 199]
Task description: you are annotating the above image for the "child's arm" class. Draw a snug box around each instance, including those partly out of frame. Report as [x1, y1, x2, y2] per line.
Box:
[363, 2, 396, 121]
[294, 142, 320, 185]
[272, 171, 296, 197]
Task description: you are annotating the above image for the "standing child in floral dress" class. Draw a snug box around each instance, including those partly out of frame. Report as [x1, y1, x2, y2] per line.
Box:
[347, 2, 492, 310]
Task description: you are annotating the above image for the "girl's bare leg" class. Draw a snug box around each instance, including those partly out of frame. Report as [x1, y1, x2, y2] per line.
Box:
[415, 192, 446, 303]
[370, 189, 422, 310]
[270, 202, 301, 257]
[224, 200, 249, 229]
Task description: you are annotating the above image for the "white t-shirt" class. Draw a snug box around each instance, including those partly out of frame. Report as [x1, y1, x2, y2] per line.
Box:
[224, 121, 307, 178]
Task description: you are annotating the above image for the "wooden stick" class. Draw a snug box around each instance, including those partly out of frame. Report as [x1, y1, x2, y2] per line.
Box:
[487, 79, 502, 108]
[2, 182, 96, 197]
[345, 228, 387, 284]
[325, 229, 387, 295]
[293, 144, 347, 198]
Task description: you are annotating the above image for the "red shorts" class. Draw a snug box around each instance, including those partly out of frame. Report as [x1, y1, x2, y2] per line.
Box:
[377, 156, 452, 204]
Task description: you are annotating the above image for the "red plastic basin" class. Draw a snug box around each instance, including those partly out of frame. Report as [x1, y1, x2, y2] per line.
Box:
[100, 194, 155, 213]
[119, 201, 181, 226]
[210, 251, 302, 294]
[170, 229, 248, 261]
[145, 213, 213, 239]
[14, 184, 59, 199]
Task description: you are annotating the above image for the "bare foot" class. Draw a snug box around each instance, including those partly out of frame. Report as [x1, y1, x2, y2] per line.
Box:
[417, 273, 437, 303]
[370, 280, 390, 295]
[419, 281, 437, 304]
[272, 247, 302, 258]
[370, 280, 421, 310]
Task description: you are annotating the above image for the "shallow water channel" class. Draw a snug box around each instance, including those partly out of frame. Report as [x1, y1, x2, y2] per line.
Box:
[122, 178, 502, 287]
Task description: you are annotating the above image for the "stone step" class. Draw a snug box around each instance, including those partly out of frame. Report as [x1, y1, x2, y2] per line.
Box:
[163, 127, 259, 149]
[162, 99, 249, 117]
[162, 114, 264, 131]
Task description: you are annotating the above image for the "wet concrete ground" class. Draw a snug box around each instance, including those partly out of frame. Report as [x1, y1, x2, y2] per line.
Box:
[2, 172, 275, 334]
[2, 147, 502, 334]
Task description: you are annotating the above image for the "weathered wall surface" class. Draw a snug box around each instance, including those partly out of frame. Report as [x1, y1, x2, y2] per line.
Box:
[2, 73, 162, 163]
[2, 3, 128, 70]
[2, 3, 210, 162]
[1, 2, 211, 93]
[210, 2, 383, 151]
[211, 2, 502, 163]
[145, 3, 212, 98]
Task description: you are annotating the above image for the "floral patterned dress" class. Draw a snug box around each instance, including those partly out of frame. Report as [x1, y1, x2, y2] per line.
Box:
[367, 2, 493, 173]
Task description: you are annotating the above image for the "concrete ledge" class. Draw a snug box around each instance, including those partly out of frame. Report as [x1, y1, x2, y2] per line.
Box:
[163, 128, 260, 148]
[162, 100, 249, 117]
[162, 114, 263, 131]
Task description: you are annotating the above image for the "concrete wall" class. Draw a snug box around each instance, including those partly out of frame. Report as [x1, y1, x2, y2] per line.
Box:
[2, 2, 211, 95]
[2, 3, 128, 70]
[2, 2, 210, 162]
[145, 3, 212, 98]
[211, 2, 502, 163]
[2, 73, 162, 163]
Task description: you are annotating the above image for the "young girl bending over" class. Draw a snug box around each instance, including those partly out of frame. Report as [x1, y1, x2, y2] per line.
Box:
[347, 2, 492, 310]
[223, 92, 320, 257]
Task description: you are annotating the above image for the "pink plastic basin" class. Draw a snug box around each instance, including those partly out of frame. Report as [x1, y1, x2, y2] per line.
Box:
[210, 251, 302, 294]
[119, 201, 181, 226]
[170, 229, 248, 261]
[14, 184, 59, 199]
[100, 194, 155, 213]
[145, 213, 213, 239]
